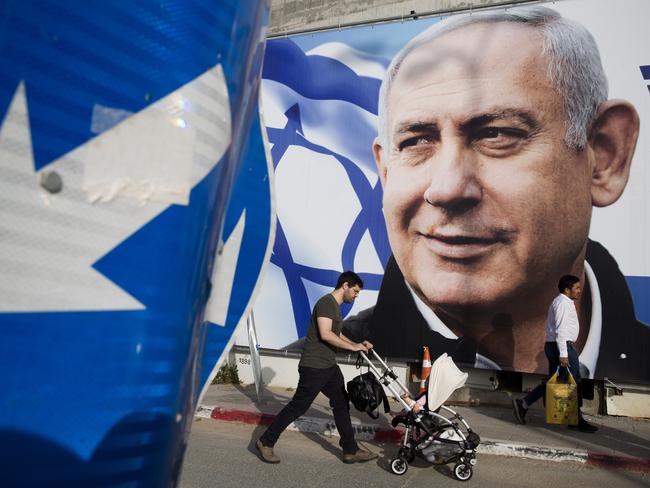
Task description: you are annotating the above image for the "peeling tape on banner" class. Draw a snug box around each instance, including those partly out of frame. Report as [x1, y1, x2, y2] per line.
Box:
[82, 64, 231, 205]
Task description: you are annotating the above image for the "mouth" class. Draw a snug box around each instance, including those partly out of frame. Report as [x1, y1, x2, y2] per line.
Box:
[420, 232, 506, 260]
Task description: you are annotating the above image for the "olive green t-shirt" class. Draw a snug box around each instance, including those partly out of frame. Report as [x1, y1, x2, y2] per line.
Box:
[298, 294, 341, 369]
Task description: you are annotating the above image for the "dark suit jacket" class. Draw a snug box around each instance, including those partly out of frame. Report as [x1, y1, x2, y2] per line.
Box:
[342, 240, 650, 383]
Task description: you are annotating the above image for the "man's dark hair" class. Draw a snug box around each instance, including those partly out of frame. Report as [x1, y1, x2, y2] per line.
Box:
[558, 274, 580, 293]
[336, 271, 363, 290]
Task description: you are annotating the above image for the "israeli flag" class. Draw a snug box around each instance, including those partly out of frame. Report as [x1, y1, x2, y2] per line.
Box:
[249, 39, 392, 347]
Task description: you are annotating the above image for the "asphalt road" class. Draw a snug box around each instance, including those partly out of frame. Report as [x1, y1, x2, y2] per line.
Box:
[179, 418, 649, 488]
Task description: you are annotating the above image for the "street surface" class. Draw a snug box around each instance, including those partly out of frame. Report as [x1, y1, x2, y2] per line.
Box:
[179, 418, 649, 488]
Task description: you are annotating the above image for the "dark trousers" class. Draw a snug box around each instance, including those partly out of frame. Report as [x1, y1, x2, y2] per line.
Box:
[524, 341, 583, 409]
[259, 365, 358, 454]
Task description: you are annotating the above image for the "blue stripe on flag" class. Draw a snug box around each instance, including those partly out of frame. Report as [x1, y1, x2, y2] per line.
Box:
[263, 38, 381, 114]
[640, 65, 650, 80]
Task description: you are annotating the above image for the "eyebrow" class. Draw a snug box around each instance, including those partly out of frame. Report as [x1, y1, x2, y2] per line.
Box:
[392, 109, 540, 136]
[394, 121, 438, 135]
[461, 110, 540, 132]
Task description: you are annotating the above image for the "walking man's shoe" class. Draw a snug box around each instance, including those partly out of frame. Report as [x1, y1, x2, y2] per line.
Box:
[256, 439, 280, 463]
[568, 416, 599, 433]
[342, 448, 378, 464]
[512, 399, 527, 425]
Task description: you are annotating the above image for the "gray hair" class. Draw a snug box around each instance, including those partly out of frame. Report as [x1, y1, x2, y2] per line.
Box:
[377, 6, 608, 153]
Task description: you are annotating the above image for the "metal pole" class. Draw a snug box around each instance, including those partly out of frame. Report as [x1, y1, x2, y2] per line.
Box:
[247, 311, 263, 403]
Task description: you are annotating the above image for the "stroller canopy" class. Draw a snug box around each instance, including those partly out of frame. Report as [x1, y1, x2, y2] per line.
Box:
[427, 353, 468, 411]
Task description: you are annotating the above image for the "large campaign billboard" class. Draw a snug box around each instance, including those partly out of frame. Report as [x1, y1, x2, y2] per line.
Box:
[245, 0, 650, 383]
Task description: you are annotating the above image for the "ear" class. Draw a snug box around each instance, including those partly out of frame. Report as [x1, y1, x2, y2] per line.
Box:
[373, 137, 388, 187]
[589, 99, 640, 207]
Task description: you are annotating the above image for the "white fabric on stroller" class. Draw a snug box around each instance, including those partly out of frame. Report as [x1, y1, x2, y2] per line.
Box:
[426, 353, 468, 411]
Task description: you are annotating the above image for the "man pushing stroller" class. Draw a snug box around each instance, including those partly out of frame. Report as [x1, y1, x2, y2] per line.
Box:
[255, 271, 378, 464]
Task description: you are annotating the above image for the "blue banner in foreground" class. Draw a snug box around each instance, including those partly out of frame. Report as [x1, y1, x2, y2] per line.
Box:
[0, 1, 272, 486]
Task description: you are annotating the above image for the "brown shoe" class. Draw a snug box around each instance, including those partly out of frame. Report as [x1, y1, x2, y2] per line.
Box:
[342, 448, 378, 464]
[256, 439, 280, 463]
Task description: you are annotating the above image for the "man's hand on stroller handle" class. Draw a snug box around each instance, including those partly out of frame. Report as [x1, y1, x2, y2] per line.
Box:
[336, 330, 372, 353]
[352, 340, 374, 353]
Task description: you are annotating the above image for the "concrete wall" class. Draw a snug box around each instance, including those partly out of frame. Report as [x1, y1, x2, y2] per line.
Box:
[268, 0, 538, 36]
[230, 348, 411, 399]
[226, 346, 650, 416]
[228, 349, 609, 414]
[229, 347, 498, 399]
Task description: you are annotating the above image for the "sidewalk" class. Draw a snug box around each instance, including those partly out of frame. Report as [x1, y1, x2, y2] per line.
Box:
[197, 383, 650, 473]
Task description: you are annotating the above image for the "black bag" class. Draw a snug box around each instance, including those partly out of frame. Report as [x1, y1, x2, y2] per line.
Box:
[346, 357, 390, 419]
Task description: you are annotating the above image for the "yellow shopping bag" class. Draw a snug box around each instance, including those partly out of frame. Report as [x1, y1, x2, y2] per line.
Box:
[545, 369, 578, 425]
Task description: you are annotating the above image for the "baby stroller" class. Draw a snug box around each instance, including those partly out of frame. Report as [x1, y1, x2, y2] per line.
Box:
[355, 349, 480, 481]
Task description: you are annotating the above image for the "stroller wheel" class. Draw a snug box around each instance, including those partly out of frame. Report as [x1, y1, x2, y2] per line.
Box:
[398, 447, 415, 463]
[453, 462, 473, 481]
[390, 457, 408, 476]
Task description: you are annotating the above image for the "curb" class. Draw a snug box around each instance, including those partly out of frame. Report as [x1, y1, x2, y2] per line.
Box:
[197, 404, 650, 473]
[196, 405, 403, 443]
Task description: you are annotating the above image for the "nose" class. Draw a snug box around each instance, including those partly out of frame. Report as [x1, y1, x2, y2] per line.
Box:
[422, 141, 482, 212]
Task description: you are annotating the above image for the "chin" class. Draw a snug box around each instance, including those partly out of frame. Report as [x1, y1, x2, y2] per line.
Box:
[423, 289, 490, 310]
[411, 272, 507, 311]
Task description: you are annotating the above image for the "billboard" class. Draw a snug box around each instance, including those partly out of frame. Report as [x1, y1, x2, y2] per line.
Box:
[246, 0, 650, 383]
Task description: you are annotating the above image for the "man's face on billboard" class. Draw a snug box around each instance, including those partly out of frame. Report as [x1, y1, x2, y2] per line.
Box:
[374, 23, 593, 313]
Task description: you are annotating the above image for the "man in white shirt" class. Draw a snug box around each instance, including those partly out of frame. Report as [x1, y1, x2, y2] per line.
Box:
[512, 275, 598, 432]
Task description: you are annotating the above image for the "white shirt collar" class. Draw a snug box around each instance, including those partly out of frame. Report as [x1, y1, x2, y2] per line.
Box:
[405, 280, 458, 339]
[580, 260, 602, 378]
[404, 262, 602, 378]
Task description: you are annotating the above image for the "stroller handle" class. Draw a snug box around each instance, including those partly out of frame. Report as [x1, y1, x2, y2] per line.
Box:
[363, 348, 386, 366]
[358, 349, 439, 437]
[358, 349, 411, 405]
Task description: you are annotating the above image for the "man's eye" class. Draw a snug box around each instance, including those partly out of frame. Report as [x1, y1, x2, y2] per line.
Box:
[476, 127, 525, 141]
[481, 128, 502, 139]
[399, 135, 432, 150]
[473, 127, 528, 154]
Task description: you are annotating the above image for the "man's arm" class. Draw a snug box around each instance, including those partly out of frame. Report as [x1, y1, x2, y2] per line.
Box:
[340, 332, 373, 351]
[317, 318, 368, 352]
[554, 301, 570, 368]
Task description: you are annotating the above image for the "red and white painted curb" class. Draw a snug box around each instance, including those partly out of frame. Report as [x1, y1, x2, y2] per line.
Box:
[197, 405, 403, 443]
[196, 404, 650, 474]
